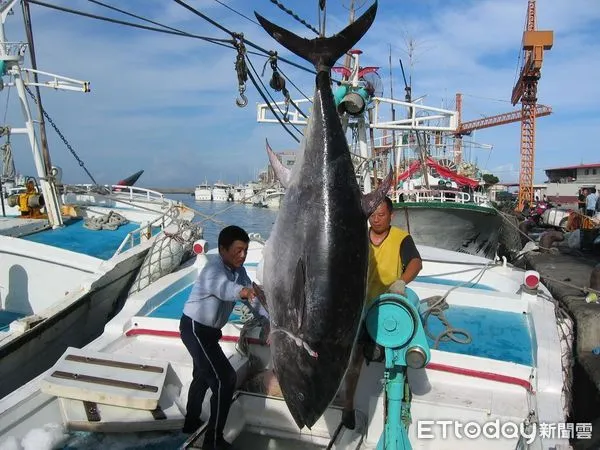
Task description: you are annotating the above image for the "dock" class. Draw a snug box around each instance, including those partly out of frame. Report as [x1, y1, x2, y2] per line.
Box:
[522, 248, 600, 448]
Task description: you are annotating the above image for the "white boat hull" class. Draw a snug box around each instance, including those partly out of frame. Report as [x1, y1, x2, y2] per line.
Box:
[194, 188, 212, 202]
[0, 245, 573, 450]
[212, 189, 229, 202]
[0, 238, 152, 399]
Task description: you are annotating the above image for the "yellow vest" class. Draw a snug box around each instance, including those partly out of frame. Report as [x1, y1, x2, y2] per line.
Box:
[366, 226, 409, 304]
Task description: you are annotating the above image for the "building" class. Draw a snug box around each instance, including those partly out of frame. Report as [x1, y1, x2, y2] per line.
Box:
[545, 163, 600, 184]
[543, 163, 600, 205]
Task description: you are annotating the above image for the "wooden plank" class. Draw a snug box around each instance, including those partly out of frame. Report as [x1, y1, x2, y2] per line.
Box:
[66, 354, 164, 374]
[51, 371, 158, 393]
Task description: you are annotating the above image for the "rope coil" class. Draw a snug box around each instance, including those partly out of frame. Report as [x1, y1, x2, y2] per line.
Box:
[83, 210, 128, 231]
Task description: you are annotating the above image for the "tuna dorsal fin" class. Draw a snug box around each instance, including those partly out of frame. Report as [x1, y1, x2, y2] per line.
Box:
[266, 139, 291, 188]
[254, 2, 377, 71]
[361, 168, 394, 217]
[291, 258, 307, 332]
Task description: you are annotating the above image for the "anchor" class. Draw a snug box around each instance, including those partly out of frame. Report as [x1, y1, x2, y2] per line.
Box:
[364, 290, 431, 450]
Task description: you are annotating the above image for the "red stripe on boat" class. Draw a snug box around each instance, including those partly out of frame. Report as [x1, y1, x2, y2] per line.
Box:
[124, 328, 265, 346]
[124, 329, 533, 391]
[426, 362, 534, 392]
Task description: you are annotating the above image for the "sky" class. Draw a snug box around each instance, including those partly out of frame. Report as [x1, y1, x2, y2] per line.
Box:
[1, 0, 599, 187]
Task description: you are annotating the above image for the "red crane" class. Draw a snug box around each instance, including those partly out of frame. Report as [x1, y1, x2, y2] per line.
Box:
[511, 0, 553, 210]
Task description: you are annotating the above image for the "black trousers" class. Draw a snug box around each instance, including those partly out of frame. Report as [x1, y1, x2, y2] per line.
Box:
[179, 314, 237, 443]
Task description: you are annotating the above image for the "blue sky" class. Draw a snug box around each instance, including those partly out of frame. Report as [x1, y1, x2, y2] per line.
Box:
[2, 0, 599, 187]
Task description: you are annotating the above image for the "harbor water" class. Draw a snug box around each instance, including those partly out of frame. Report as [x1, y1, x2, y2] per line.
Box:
[171, 194, 279, 247]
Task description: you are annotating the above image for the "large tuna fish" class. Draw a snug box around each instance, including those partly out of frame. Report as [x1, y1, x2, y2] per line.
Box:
[255, 1, 392, 429]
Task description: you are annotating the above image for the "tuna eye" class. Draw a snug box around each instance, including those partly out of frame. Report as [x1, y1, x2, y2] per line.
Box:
[297, 392, 304, 401]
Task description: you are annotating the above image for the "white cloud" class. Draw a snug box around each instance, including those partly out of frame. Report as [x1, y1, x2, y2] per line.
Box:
[1, 0, 597, 188]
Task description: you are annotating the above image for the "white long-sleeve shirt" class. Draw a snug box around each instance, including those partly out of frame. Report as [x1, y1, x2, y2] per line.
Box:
[183, 255, 252, 329]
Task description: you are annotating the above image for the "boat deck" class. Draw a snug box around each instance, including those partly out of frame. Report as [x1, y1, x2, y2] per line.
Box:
[0, 310, 26, 332]
[145, 281, 533, 366]
[21, 219, 140, 260]
[0, 217, 49, 237]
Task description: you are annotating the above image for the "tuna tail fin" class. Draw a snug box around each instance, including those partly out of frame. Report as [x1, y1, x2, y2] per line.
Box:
[361, 168, 394, 218]
[254, 1, 377, 71]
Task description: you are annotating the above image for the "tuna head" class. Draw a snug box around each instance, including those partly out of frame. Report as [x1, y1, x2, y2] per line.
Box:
[256, 1, 394, 430]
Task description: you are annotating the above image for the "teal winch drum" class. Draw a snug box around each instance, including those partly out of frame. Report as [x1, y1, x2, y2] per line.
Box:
[364, 289, 431, 450]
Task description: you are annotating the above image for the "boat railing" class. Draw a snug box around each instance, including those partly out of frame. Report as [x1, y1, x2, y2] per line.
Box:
[112, 206, 178, 256]
[393, 189, 490, 205]
[62, 184, 167, 204]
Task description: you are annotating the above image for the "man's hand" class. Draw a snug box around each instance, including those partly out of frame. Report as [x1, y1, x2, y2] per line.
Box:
[252, 282, 268, 312]
[239, 287, 256, 299]
[388, 279, 406, 295]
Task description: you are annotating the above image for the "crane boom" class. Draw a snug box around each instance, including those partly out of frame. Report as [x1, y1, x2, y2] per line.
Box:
[458, 104, 552, 135]
[452, 91, 552, 165]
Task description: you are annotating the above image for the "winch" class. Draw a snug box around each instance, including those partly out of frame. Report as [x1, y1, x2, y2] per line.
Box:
[7, 179, 45, 218]
[364, 289, 431, 450]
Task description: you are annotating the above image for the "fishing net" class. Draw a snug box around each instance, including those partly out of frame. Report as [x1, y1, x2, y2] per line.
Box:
[127, 218, 204, 296]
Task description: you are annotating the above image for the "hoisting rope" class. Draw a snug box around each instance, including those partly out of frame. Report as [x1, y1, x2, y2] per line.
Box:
[261, 53, 308, 120]
[245, 54, 302, 142]
[268, 0, 319, 35]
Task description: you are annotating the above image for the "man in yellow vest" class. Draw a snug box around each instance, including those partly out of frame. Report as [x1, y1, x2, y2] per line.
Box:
[340, 195, 423, 430]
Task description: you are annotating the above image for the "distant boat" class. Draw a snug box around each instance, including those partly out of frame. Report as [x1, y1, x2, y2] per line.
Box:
[212, 181, 230, 202]
[194, 181, 212, 202]
[261, 187, 285, 209]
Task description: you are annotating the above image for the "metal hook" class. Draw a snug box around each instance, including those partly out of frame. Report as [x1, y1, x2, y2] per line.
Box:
[236, 92, 248, 108]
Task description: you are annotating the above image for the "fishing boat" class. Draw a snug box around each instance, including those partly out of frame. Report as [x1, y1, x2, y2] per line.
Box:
[0, 0, 197, 398]
[193, 181, 212, 202]
[211, 182, 230, 202]
[392, 157, 503, 259]
[257, 48, 518, 259]
[260, 187, 285, 209]
[0, 238, 573, 450]
[241, 182, 260, 204]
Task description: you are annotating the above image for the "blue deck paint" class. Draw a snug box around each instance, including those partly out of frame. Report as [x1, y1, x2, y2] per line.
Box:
[415, 276, 496, 291]
[148, 280, 532, 366]
[22, 219, 140, 260]
[425, 305, 532, 366]
[147, 285, 192, 319]
[148, 284, 253, 323]
[0, 310, 26, 332]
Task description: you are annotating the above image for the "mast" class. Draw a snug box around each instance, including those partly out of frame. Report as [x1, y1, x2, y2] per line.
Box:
[0, 0, 90, 228]
[388, 44, 397, 188]
[21, 1, 52, 178]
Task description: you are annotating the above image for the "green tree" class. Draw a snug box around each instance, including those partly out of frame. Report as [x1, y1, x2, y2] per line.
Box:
[482, 173, 499, 185]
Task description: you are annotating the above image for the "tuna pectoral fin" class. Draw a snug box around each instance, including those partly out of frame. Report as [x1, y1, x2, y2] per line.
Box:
[292, 259, 307, 331]
[254, 2, 377, 70]
[266, 139, 291, 188]
[361, 168, 394, 217]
